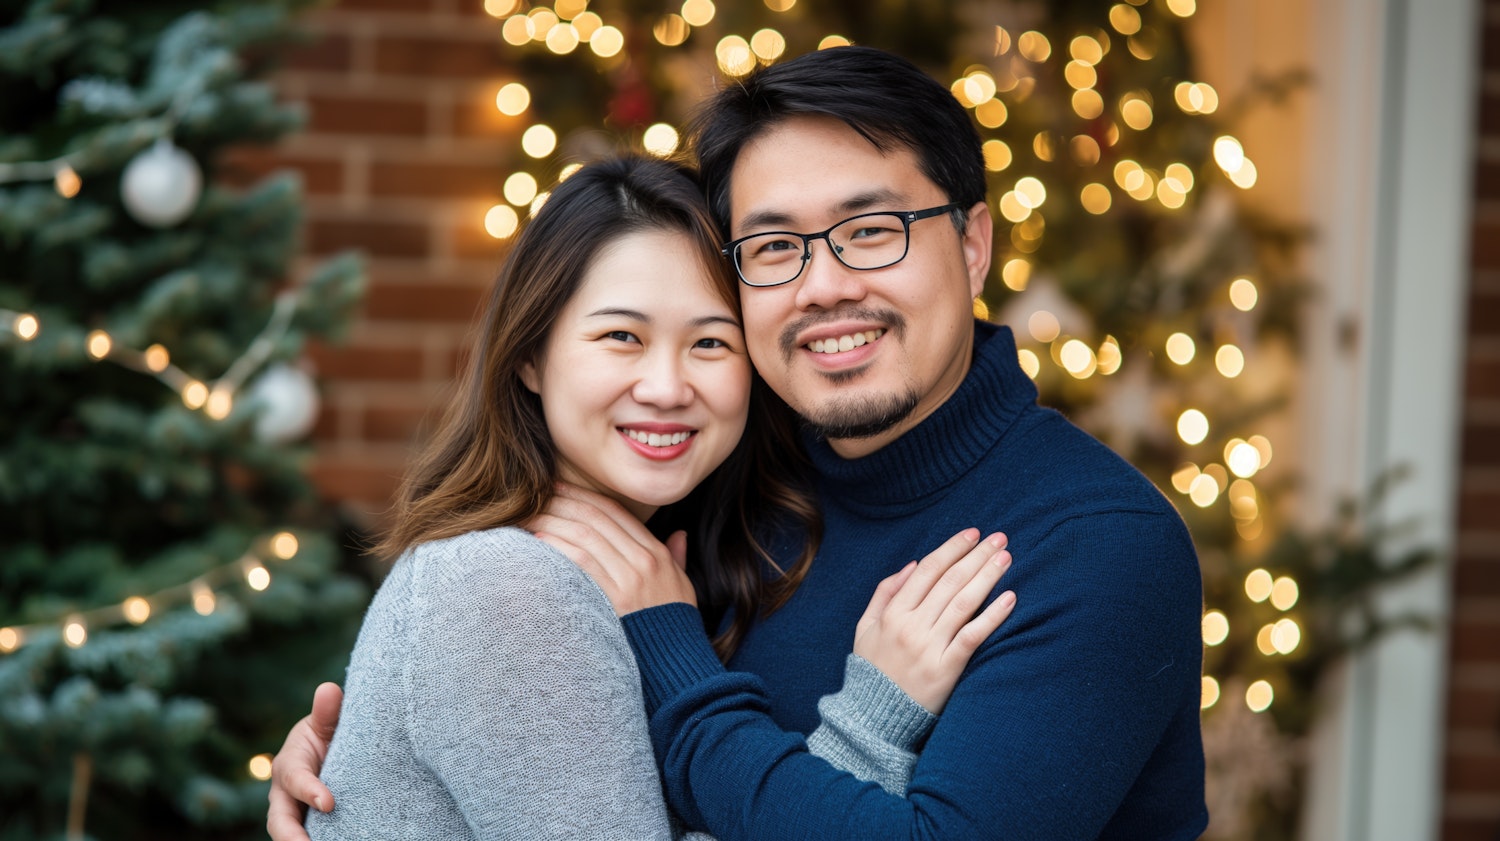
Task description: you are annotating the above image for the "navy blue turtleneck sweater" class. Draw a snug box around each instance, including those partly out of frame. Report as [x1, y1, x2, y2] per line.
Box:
[622, 321, 1208, 840]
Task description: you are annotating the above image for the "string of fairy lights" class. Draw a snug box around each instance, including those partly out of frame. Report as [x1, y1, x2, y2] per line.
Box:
[475, 0, 1293, 716]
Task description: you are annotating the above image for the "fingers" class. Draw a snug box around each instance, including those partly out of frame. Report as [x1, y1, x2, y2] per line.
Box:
[857, 561, 917, 632]
[950, 590, 1017, 656]
[907, 532, 1008, 630]
[929, 541, 1011, 637]
[666, 530, 689, 571]
[887, 529, 982, 612]
[553, 483, 665, 556]
[267, 783, 315, 841]
[309, 683, 342, 742]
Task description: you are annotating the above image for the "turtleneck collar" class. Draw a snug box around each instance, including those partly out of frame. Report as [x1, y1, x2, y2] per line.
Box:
[799, 321, 1037, 514]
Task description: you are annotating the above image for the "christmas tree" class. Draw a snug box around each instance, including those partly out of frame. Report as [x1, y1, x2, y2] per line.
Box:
[463, 1, 1432, 838]
[0, 2, 367, 838]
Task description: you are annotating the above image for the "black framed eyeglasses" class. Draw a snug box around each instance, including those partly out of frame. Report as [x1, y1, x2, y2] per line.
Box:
[720, 203, 965, 288]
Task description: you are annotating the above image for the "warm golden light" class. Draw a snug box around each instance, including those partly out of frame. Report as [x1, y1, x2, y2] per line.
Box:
[681, 0, 716, 27]
[1271, 618, 1301, 654]
[1014, 177, 1047, 209]
[573, 11, 602, 40]
[1165, 332, 1195, 365]
[182, 380, 208, 410]
[1017, 348, 1041, 379]
[1157, 180, 1186, 209]
[272, 531, 300, 560]
[950, 79, 975, 109]
[1002, 258, 1031, 292]
[1189, 473, 1219, 507]
[1256, 624, 1278, 655]
[485, 204, 520, 239]
[13, 313, 39, 340]
[1069, 135, 1101, 167]
[1080, 182, 1112, 215]
[643, 123, 680, 156]
[999, 191, 1032, 224]
[1033, 132, 1055, 162]
[1191, 82, 1219, 113]
[249, 754, 275, 781]
[1271, 577, 1300, 612]
[1060, 339, 1097, 378]
[1164, 162, 1195, 193]
[716, 35, 756, 76]
[527, 8, 559, 40]
[545, 24, 580, 54]
[1166, 0, 1196, 16]
[1249, 434, 1273, 468]
[530, 191, 550, 217]
[1170, 464, 1199, 495]
[1097, 336, 1122, 374]
[192, 582, 216, 616]
[982, 139, 1013, 172]
[143, 343, 169, 372]
[654, 14, 689, 47]
[975, 98, 1008, 128]
[1017, 30, 1052, 62]
[123, 596, 151, 625]
[765, 0, 796, 10]
[818, 35, 851, 49]
[1028, 310, 1061, 344]
[1109, 3, 1142, 35]
[590, 25, 624, 57]
[1202, 675, 1220, 709]
[521, 125, 557, 158]
[86, 330, 112, 360]
[965, 71, 997, 104]
[1213, 137, 1245, 174]
[54, 164, 82, 198]
[1071, 89, 1104, 120]
[1215, 344, 1244, 378]
[1227, 441, 1262, 478]
[502, 14, 533, 45]
[1065, 60, 1097, 90]
[751, 28, 786, 60]
[505, 172, 538, 206]
[205, 387, 233, 421]
[1178, 408, 1209, 445]
[0, 627, 20, 653]
[1120, 96, 1153, 130]
[1202, 610, 1229, 646]
[1070, 35, 1104, 65]
[1229, 158, 1258, 189]
[246, 563, 271, 592]
[495, 83, 530, 117]
[1230, 277, 1259, 311]
[64, 618, 87, 648]
[1245, 568, 1273, 603]
[1246, 680, 1274, 712]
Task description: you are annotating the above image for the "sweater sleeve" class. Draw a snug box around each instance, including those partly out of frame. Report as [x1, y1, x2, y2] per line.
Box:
[804, 654, 936, 795]
[620, 511, 1205, 841]
[407, 531, 674, 841]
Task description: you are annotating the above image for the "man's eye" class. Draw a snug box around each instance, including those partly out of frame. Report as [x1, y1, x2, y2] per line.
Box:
[752, 237, 800, 257]
[848, 224, 900, 240]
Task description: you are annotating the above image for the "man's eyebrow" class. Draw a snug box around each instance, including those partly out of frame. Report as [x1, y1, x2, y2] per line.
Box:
[735, 189, 909, 234]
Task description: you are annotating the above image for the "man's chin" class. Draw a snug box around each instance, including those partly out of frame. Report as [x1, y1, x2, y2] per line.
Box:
[797, 390, 921, 441]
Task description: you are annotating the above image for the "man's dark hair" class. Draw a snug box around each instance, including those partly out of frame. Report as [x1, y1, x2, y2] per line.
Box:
[686, 45, 987, 236]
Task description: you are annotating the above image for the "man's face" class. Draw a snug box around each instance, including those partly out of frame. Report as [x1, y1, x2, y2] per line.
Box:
[727, 115, 993, 459]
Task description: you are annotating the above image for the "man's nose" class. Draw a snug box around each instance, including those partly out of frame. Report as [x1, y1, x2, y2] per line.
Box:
[794, 238, 868, 311]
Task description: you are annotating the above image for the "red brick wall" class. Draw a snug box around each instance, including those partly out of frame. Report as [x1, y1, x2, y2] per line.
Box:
[1445, 4, 1500, 839]
[238, 0, 523, 522]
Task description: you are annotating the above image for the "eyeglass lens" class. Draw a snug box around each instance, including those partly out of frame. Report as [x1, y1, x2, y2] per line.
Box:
[732, 213, 910, 287]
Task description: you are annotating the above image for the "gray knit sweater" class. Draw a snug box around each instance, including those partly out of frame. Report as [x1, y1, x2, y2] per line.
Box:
[306, 527, 933, 841]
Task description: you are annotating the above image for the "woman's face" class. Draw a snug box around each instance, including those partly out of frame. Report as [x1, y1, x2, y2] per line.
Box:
[521, 229, 751, 522]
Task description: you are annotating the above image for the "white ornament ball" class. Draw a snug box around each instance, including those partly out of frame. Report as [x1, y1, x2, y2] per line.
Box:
[120, 139, 203, 227]
[243, 364, 321, 444]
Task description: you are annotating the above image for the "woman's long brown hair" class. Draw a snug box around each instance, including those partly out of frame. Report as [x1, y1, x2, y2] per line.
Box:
[373, 155, 821, 661]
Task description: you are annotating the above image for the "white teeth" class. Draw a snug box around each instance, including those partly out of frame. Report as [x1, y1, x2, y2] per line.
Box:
[808, 329, 884, 354]
[624, 429, 692, 447]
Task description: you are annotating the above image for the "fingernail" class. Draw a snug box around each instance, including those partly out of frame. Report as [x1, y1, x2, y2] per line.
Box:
[994, 551, 1011, 568]
[1000, 590, 1016, 607]
[987, 533, 1006, 548]
[963, 527, 981, 541]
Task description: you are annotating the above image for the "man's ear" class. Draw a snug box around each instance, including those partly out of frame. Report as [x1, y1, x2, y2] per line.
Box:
[519, 358, 541, 394]
[962, 201, 994, 299]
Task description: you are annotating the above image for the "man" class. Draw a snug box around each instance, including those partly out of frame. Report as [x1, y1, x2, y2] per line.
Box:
[270, 46, 1206, 840]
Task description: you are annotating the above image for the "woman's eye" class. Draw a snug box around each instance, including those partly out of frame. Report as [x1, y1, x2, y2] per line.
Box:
[695, 337, 727, 350]
[605, 330, 639, 343]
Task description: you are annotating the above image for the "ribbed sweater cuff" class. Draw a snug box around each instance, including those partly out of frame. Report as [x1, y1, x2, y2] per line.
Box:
[834, 654, 937, 750]
[620, 602, 725, 713]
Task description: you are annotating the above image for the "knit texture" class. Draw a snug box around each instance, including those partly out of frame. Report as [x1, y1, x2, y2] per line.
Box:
[622, 321, 1210, 841]
[305, 527, 932, 840]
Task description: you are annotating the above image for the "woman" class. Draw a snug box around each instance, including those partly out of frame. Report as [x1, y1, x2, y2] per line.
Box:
[291, 156, 1013, 840]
